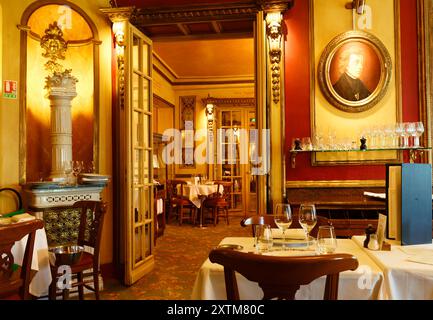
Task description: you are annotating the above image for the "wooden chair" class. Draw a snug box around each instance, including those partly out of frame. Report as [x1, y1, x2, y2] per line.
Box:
[49, 201, 107, 300]
[209, 248, 359, 300]
[0, 219, 44, 299]
[203, 180, 232, 226]
[166, 180, 196, 225]
[240, 215, 278, 236]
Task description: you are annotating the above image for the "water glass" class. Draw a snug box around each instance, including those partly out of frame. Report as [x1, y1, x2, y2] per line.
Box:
[273, 203, 292, 250]
[317, 226, 337, 254]
[256, 224, 273, 253]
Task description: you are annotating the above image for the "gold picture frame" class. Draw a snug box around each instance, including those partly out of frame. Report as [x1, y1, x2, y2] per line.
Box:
[318, 30, 392, 113]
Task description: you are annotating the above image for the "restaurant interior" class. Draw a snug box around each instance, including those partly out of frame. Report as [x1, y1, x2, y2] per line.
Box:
[1, 0, 433, 301]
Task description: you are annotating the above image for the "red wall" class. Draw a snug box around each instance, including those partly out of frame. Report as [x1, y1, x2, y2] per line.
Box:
[284, 0, 420, 181]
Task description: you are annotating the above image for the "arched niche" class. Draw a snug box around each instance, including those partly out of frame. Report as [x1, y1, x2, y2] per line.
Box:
[19, 0, 101, 183]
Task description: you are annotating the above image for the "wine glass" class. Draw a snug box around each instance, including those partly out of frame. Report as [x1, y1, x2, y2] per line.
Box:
[395, 123, 404, 147]
[273, 203, 292, 250]
[72, 160, 84, 184]
[317, 225, 337, 254]
[414, 122, 424, 147]
[62, 161, 73, 186]
[299, 204, 317, 240]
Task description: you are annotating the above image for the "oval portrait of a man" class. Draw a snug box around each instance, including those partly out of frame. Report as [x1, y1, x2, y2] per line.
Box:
[329, 41, 381, 102]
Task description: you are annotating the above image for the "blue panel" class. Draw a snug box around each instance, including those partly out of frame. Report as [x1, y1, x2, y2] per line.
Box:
[401, 163, 432, 245]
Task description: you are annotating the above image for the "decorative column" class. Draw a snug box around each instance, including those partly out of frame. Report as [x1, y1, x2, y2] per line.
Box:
[258, 0, 293, 210]
[39, 22, 79, 179]
[46, 70, 78, 178]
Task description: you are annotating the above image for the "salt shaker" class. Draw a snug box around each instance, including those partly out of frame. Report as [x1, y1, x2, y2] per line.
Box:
[368, 234, 379, 250]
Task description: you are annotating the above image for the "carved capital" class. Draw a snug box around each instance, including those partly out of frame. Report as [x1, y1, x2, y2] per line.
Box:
[266, 12, 283, 104]
[257, 0, 294, 13]
[100, 7, 135, 23]
[45, 69, 78, 97]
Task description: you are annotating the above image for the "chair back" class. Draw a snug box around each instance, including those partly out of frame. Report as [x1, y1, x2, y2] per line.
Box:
[240, 215, 278, 236]
[209, 248, 358, 300]
[211, 180, 232, 202]
[0, 219, 44, 299]
[166, 180, 187, 200]
[74, 201, 107, 263]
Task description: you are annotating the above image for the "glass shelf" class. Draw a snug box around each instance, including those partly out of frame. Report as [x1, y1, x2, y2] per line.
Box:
[289, 147, 431, 168]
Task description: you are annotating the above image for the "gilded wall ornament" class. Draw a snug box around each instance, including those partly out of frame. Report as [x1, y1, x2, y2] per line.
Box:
[266, 12, 283, 104]
[40, 21, 68, 73]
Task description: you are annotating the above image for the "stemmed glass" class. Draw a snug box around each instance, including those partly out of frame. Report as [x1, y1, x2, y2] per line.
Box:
[299, 203, 317, 240]
[273, 203, 292, 250]
[405, 122, 416, 147]
[72, 160, 84, 184]
[395, 123, 404, 147]
[62, 161, 73, 186]
[414, 122, 425, 147]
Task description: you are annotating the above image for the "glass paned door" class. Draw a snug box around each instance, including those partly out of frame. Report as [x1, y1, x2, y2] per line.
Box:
[125, 24, 154, 285]
[217, 107, 257, 217]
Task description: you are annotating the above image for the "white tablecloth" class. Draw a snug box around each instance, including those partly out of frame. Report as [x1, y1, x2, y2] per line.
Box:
[352, 235, 433, 300]
[11, 228, 51, 297]
[191, 237, 384, 300]
[180, 184, 219, 208]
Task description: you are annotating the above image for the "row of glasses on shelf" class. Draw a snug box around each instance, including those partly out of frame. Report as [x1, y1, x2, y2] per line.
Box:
[256, 203, 337, 254]
[292, 121, 425, 151]
[360, 122, 424, 149]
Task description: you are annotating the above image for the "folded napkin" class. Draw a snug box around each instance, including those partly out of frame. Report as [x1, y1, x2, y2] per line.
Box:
[271, 228, 305, 240]
[0, 217, 12, 225]
[11, 213, 35, 223]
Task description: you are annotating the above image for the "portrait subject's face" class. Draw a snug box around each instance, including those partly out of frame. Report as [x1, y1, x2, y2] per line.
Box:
[346, 53, 364, 79]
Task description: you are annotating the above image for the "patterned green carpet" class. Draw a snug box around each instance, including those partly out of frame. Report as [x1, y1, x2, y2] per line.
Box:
[99, 217, 251, 300]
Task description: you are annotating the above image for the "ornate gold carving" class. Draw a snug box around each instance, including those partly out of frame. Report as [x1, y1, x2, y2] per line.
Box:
[266, 12, 283, 104]
[201, 97, 256, 107]
[100, 7, 135, 23]
[40, 22, 67, 73]
[257, 0, 294, 12]
[40, 22, 78, 96]
[180, 96, 196, 168]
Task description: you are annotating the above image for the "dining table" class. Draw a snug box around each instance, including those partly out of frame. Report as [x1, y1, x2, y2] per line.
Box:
[11, 227, 52, 297]
[352, 235, 433, 299]
[191, 235, 385, 300]
[179, 183, 221, 227]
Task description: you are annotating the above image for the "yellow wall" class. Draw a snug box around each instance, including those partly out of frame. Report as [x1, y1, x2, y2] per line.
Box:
[0, 0, 113, 264]
[313, 0, 397, 163]
[153, 69, 176, 105]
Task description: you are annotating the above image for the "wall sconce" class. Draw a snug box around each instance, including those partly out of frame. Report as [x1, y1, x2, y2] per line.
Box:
[345, 0, 366, 15]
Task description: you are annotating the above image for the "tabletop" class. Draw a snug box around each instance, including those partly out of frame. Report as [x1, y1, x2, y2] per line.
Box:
[352, 235, 433, 299]
[191, 237, 384, 300]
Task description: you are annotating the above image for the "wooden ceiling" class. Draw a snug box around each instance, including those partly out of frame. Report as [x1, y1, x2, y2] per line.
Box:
[111, 1, 261, 41]
[110, 1, 293, 79]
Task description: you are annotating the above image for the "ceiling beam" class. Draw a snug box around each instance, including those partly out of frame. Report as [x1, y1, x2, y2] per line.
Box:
[176, 23, 191, 36]
[211, 21, 223, 34]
